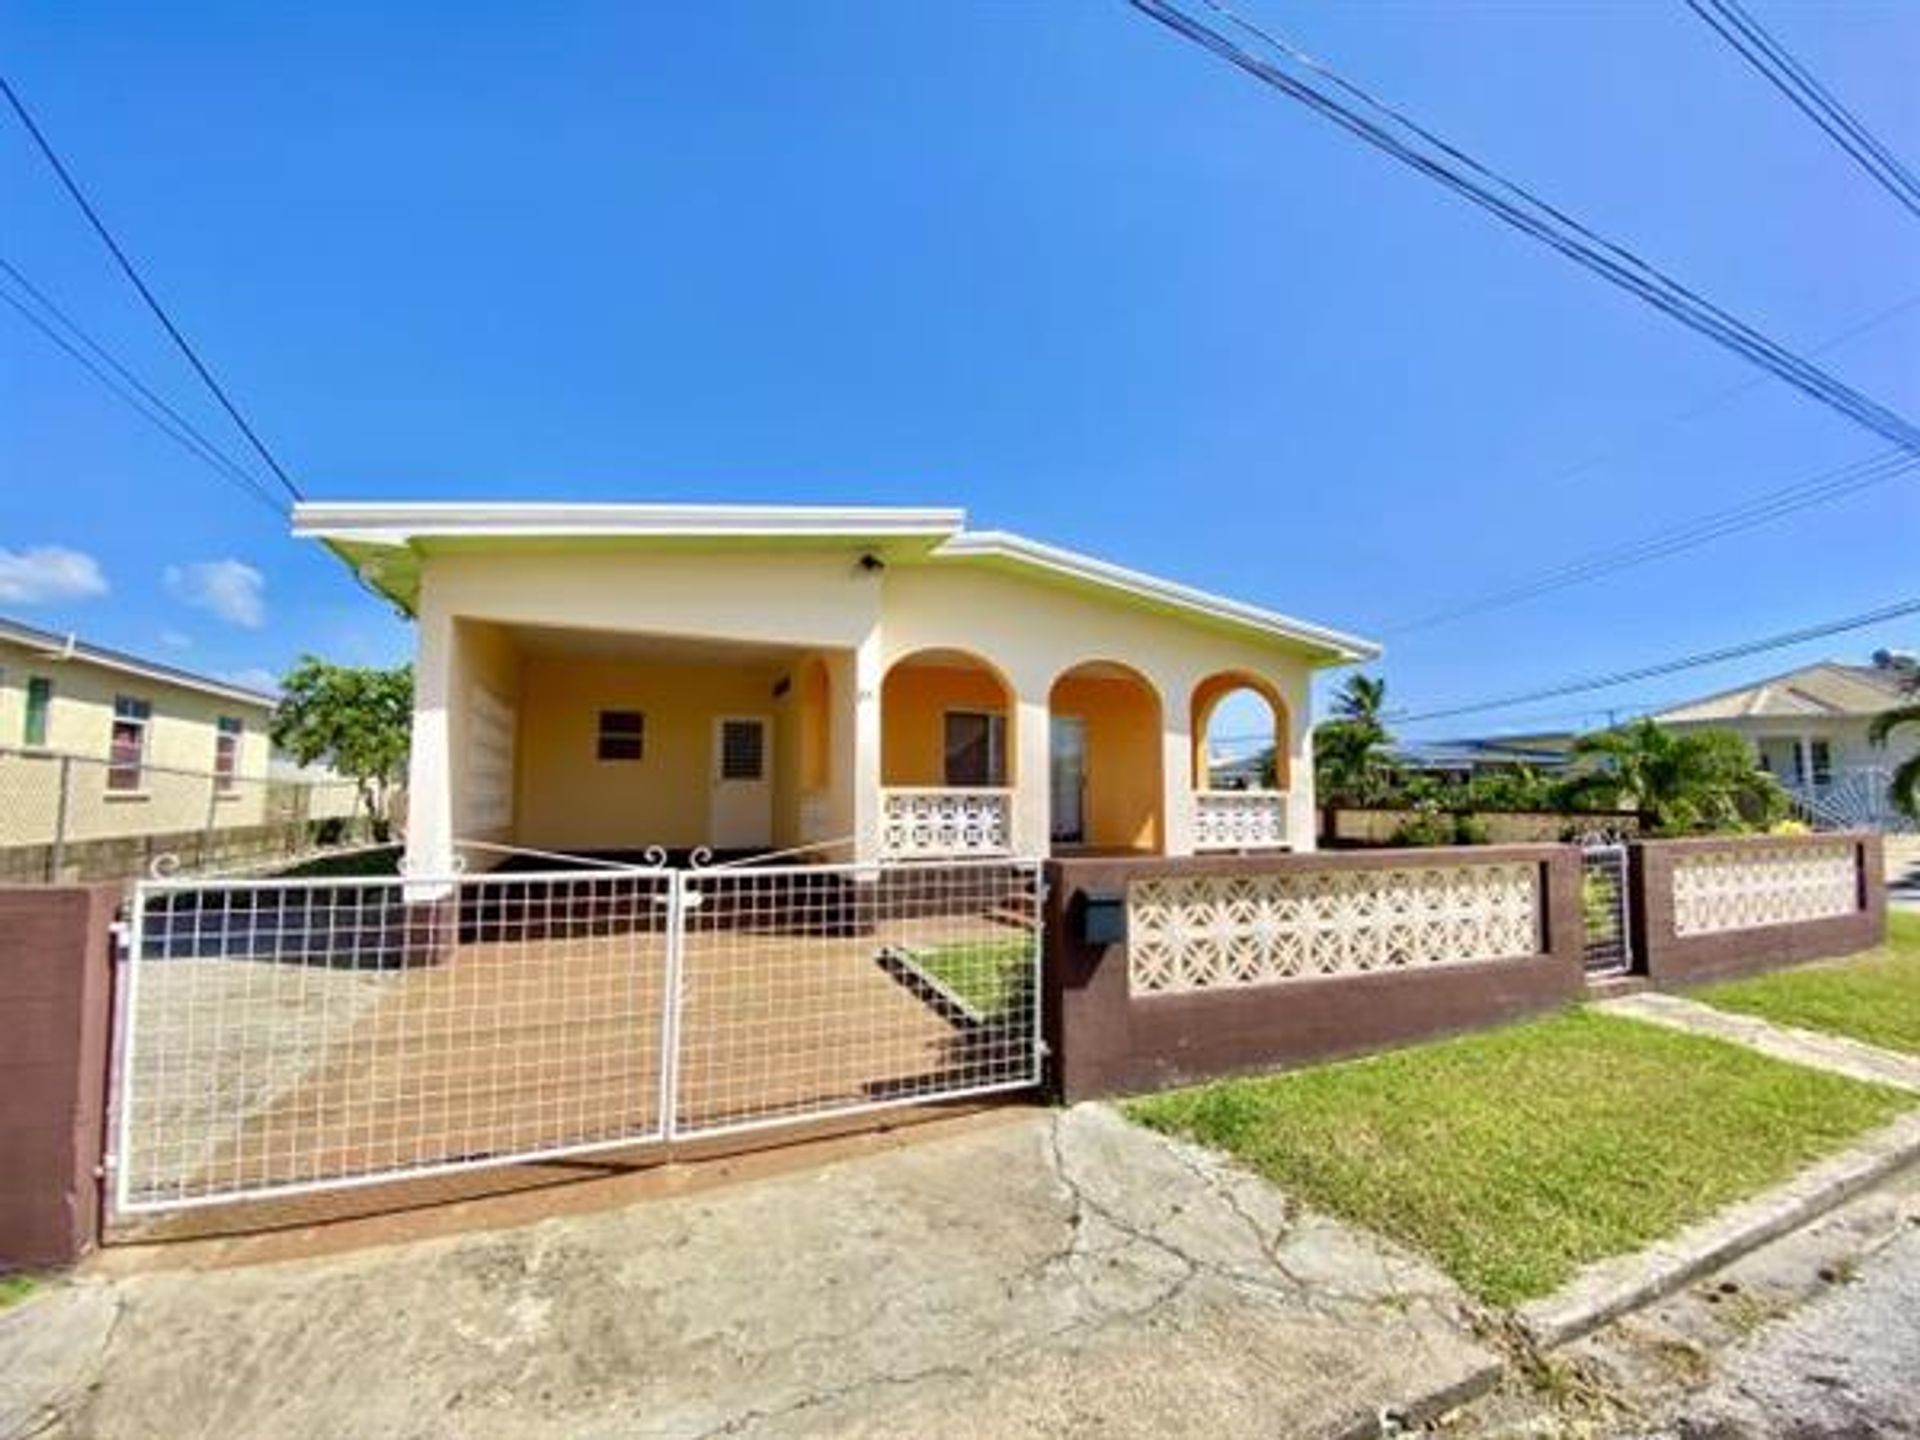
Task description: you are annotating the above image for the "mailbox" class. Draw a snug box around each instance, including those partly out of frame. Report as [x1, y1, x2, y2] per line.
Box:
[1076, 889, 1128, 946]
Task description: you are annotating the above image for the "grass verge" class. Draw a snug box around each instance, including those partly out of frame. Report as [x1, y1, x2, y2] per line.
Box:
[1127, 1008, 1910, 1307]
[906, 938, 1034, 1020]
[1694, 911, 1920, 1055]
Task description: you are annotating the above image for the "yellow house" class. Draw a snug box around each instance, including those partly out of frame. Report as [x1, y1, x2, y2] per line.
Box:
[0, 615, 277, 846]
[294, 503, 1380, 873]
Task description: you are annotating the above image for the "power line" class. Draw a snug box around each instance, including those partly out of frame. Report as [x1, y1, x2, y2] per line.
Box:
[2, 74, 305, 503]
[1126, 0, 1920, 455]
[1390, 597, 1920, 726]
[1686, 0, 1920, 221]
[1386, 446, 1919, 634]
[0, 260, 288, 517]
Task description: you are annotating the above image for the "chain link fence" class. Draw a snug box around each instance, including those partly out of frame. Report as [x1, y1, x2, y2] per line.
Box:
[0, 746, 378, 884]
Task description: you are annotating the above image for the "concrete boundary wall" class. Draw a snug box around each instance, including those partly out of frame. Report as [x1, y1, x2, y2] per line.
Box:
[0, 885, 121, 1269]
[1044, 845, 1586, 1101]
[1631, 832, 1886, 987]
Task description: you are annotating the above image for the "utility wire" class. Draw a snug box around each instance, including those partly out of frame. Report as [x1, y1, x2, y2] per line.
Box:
[1, 259, 287, 516]
[2, 74, 305, 503]
[1127, 0, 1920, 455]
[1686, 0, 1920, 221]
[1390, 597, 1920, 726]
[1387, 446, 1919, 634]
[0, 288, 288, 522]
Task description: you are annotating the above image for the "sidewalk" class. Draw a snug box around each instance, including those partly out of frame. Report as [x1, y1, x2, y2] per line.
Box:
[1, 1106, 1498, 1440]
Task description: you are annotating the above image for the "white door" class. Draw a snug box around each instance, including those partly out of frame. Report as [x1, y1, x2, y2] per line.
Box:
[1050, 716, 1086, 845]
[710, 716, 773, 850]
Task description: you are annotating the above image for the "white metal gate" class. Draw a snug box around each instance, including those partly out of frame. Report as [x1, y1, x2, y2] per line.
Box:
[111, 857, 1044, 1214]
[1579, 840, 1634, 977]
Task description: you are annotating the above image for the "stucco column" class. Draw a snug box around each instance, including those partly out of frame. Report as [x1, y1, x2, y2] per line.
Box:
[1162, 720, 1195, 857]
[1013, 691, 1052, 857]
[404, 602, 456, 888]
[1286, 674, 1317, 853]
[851, 629, 883, 864]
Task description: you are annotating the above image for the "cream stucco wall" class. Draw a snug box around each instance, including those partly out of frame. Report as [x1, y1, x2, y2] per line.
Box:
[404, 544, 1326, 872]
[0, 637, 276, 845]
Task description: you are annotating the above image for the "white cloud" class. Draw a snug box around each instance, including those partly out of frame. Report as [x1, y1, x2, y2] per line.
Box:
[0, 546, 109, 605]
[165, 559, 266, 629]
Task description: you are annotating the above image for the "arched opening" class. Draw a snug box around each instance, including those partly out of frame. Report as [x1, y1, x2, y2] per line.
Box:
[880, 649, 1016, 789]
[1049, 661, 1164, 853]
[1191, 671, 1290, 792]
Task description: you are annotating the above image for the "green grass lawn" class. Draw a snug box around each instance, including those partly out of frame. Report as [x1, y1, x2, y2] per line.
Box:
[1127, 1008, 1910, 1307]
[0, 1273, 38, 1309]
[905, 937, 1034, 1020]
[1695, 910, 1920, 1055]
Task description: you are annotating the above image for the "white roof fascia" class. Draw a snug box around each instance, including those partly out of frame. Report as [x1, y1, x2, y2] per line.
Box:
[291, 502, 968, 547]
[0, 617, 279, 708]
[934, 530, 1382, 663]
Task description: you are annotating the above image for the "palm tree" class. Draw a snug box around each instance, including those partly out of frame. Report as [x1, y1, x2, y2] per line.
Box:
[1314, 673, 1394, 817]
[1868, 689, 1920, 820]
[1561, 719, 1786, 834]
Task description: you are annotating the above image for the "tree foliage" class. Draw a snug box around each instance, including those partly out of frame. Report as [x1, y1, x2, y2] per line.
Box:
[1558, 719, 1786, 834]
[1868, 685, 1920, 820]
[271, 657, 413, 839]
[1314, 673, 1394, 805]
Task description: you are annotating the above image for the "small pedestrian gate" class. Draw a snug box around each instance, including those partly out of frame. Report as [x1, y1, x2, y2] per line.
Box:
[1578, 839, 1634, 977]
[110, 857, 1044, 1214]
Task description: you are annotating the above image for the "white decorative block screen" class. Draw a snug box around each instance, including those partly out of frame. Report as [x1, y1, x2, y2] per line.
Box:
[464, 685, 516, 834]
[1671, 843, 1859, 937]
[881, 788, 1012, 858]
[1193, 791, 1288, 851]
[1128, 862, 1540, 993]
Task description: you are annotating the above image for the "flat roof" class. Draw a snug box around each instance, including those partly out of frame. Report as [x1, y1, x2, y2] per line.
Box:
[293, 501, 1382, 664]
[0, 615, 280, 708]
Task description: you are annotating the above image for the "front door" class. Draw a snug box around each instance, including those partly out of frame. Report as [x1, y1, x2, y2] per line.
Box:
[710, 716, 772, 849]
[1050, 715, 1087, 845]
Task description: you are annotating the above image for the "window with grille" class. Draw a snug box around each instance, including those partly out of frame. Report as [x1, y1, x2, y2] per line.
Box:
[215, 715, 244, 791]
[109, 695, 152, 791]
[597, 710, 644, 761]
[944, 710, 1007, 788]
[23, 676, 52, 747]
[720, 719, 765, 781]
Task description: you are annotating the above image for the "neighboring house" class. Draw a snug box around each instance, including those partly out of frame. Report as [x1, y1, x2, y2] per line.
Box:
[1390, 733, 1577, 781]
[294, 502, 1380, 873]
[0, 615, 280, 846]
[1650, 652, 1920, 830]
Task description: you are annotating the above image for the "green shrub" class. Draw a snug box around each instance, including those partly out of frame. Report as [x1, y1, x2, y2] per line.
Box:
[1453, 813, 1491, 845]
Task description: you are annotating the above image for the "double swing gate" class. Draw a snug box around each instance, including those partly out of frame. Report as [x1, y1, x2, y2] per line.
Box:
[110, 856, 1045, 1214]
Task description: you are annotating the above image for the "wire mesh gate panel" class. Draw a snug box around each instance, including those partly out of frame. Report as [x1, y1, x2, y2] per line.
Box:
[115, 869, 673, 1212]
[112, 858, 1045, 1213]
[1580, 843, 1634, 976]
[671, 859, 1044, 1139]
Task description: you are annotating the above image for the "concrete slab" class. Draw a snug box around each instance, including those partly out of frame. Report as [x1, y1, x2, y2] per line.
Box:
[1596, 990, 1920, 1093]
[0, 1106, 1499, 1440]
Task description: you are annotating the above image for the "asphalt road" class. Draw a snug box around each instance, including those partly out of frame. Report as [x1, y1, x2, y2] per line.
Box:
[1654, 1223, 1920, 1438]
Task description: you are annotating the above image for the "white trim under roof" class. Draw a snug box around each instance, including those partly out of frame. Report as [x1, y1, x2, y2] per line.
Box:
[0, 616, 279, 708]
[292, 501, 967, 547]
[291, 501, 1382, 663]
[931, 530, 1381, 662]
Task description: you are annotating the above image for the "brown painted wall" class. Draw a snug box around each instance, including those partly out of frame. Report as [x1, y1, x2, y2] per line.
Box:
[1045, 845, 1586, 1101]
[0, 884, 121, 1269]
[1631, 832, 1886, 988]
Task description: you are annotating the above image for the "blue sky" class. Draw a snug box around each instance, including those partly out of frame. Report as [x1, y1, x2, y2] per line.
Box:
[3, 2, 1915, 733]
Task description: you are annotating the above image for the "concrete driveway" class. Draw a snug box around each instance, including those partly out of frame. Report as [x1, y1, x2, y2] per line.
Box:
[2, 1106, 1497, 1440]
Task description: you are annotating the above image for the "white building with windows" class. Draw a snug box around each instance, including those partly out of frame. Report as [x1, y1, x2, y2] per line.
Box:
[1652, 652, 1919, 830]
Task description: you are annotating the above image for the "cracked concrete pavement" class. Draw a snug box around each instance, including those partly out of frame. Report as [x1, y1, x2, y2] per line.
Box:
[0, 1105, 1499, 1440]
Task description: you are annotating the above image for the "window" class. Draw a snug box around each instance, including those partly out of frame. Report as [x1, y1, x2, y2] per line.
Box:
[1811, 739, 1833, 786]
[597, 710, 644, 761]
[108, 695, 151, 791]
[24, 676, 52, 747]
[719, 719, 766, 781]
[943, 710, 1007, 788]
[214, 716, 244, 791]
